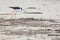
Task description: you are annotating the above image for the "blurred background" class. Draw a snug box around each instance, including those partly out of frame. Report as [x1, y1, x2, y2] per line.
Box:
[0, 0, 60, 19]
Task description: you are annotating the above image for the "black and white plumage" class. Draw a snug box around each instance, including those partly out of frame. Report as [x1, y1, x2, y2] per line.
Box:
[9, 7, 22, 11]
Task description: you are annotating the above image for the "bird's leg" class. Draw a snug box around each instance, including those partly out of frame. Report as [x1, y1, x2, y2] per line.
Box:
[11, 10, 16, 19]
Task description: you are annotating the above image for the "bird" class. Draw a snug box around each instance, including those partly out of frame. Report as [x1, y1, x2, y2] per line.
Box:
[9, 6, 23, 19]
